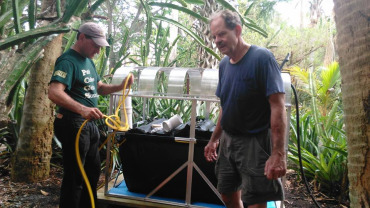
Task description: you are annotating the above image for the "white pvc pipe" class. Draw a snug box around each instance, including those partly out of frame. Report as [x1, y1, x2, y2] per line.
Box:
[120, 90, 133, 129]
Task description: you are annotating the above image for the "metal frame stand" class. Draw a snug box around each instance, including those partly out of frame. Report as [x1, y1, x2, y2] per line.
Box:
[103, 95, 224, 207]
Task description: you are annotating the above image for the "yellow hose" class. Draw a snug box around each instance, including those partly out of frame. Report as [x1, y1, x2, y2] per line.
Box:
[104, 77, 132, 132]
[75, 119, 94, 208]
[75, 73, 132, 208]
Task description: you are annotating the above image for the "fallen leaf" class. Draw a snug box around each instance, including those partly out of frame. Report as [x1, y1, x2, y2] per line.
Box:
[40, 190, 49, 196]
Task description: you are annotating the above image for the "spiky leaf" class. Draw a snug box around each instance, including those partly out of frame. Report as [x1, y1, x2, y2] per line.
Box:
[0, 24, 70, 50]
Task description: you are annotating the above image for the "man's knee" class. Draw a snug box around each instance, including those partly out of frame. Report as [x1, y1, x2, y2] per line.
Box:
[243, 202, 267, 208]
[221, 191, 243, 208]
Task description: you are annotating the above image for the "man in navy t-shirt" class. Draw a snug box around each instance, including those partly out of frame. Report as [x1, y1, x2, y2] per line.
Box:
[204, 10, 287, 208]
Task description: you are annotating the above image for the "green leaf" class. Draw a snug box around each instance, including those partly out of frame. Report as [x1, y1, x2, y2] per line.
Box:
[154, 15, 203, 44]
[287, 66, 309, 84]
[244, 2, 255, 16]
[174, 0, 187, 7]
[0, 0, 27, 29]
[325, 100, 339, 130]
[118, 28, 130, 58]
[242, 17, 268, 38]
[90, 0, 105, 13]
[153, 16, 220, 60]
[148, 2, 208, 23]
[320, 61, 340, 96]
[64, 30, 77, 52]
[0, 24, 70, 50]
[111, 53, 130, 75]
[204, 47, 221, 60]
[326, 151, 339, 175]
[128, 57, 141, 66]
[323, 145, 348, 157]
[164, 35, 181, 66]
[154, 21, 164, 65]
[95, 46, 106, 77]
[319, 153, 329, 174]
[215, 0, 268, 37]
[28, 0, 36, 29]
[0, 0, 8, 35]
[1, 37, 52, 104]
[309, 71, 324, 138]
[140, 0, 152, 65]
[56, 0, 61, 18]
[63, 19, 80, 50]
[265, 27, 281, 48]
[74, 0, 90, 18]
[62, 0, 88, 23]
[12, 0, 21, 34]
[183, 0, 204, 5]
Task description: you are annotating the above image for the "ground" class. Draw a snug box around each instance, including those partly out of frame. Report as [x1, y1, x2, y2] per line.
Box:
[0, 165, 349, 208]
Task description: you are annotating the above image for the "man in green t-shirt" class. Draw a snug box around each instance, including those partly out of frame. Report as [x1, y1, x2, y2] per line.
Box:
[48, 22, 133, 208]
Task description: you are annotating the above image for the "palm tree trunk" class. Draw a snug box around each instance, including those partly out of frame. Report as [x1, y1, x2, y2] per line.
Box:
[333, 0, 370, 207]
[196, 0, 219, 69]
[11, 34, 63, 182]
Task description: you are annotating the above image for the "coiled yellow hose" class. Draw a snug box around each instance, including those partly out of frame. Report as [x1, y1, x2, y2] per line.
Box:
[75, 73, 132, 208]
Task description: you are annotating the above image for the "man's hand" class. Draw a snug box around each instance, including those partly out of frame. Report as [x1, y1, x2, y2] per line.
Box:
[264, 153, 286, 180]
[49, 82, 104, 119]
[80, 106, 104, 120]
[121, 74, 134, 89]
[204, 140, 219, 162]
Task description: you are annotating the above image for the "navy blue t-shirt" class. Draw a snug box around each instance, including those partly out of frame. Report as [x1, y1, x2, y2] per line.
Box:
[216, 45, 284, 135]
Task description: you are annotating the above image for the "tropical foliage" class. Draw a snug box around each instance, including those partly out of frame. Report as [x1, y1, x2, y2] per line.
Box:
[0, 0, 347, 201]
[288, 62, 347, 197]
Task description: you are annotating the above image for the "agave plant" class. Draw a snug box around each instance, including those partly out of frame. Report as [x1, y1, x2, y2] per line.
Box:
[289, 108, 347, 196]
[288, 62, 348, 197]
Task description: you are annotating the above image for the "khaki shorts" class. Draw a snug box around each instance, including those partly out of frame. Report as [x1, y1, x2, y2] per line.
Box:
[215, 130, 284, 205]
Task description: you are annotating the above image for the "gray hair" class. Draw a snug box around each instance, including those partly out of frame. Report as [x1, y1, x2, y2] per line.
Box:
[210, 10, 242, 30]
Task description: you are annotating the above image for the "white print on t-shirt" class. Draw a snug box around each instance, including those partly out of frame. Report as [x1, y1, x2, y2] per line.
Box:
[84, 77, 95, 83]
[85, 92, 99, 98]
[82, 69, 91, 76]
[81, 69, 98, 99]
[84, 85, 96, 91]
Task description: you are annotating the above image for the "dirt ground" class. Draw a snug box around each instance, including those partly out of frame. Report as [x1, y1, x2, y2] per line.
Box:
[0, 166, 348, 208]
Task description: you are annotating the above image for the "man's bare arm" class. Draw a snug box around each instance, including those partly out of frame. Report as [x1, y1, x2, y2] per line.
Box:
[264, 93, 287, 180]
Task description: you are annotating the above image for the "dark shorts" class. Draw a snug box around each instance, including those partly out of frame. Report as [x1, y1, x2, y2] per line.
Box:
[215, 130, 284, 205]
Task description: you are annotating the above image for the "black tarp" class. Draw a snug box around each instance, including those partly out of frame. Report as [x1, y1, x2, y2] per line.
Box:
[119, 119, 223, 204]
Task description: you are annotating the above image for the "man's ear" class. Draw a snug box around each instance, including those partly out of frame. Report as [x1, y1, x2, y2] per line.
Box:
[235, 24, 242, 37]
[80, 33, 86, 40]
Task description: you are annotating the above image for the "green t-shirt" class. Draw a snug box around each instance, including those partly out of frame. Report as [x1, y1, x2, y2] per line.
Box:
[50, 49, 101, 108]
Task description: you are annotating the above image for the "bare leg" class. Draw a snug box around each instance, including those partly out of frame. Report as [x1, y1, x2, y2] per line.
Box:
[247, 202, 267, 208]
[221, 190, 243, 208]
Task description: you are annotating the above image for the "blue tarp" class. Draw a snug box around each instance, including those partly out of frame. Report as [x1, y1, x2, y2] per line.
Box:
[109, 180, 277, 208]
